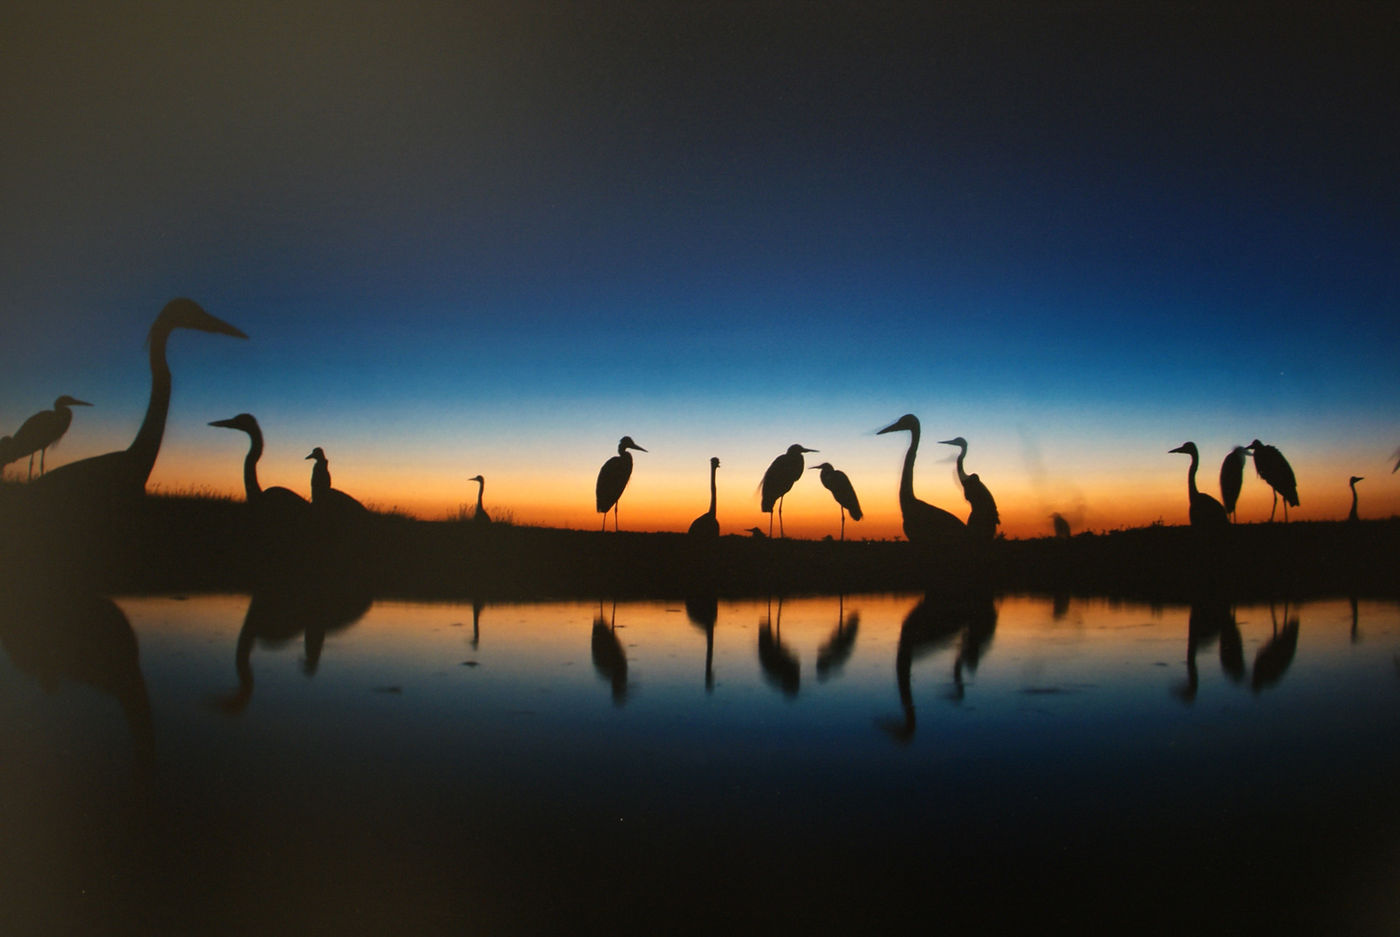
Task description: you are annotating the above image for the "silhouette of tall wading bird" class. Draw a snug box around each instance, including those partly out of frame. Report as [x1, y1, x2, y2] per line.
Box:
[810, 462, 861, 541]
[1050, 513, 1071, 539]
[876, 414, 965, 543]
[1219, 446, 1249, 521]
[687, 457, 721, 538]
[1347, 475, 1364, 522]
[209, 414, 310, 520]
[760, 443, 817, 538]
[939, 436, 999, 540]
[305, 447, 368, 519]
[28, 299, 245, 510]
[1246, 439, 1298, 522]
[468, 474, 491, 525]
[7, 395, 92, 480]
[1169, 442, 1229, 531]
[595, 436, 646, 531]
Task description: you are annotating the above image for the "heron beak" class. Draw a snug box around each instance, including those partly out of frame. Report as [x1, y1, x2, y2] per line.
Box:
[937, 439, 956, 446]
[305, 452, 315, 460]
[876, 422, 899, 435]
[1168, 445, 1186, 454]
[802, 447, 818, 453]
[72, 399, 93, 407]
[206, 313, 249, 339]
[209, 418, 235, 428]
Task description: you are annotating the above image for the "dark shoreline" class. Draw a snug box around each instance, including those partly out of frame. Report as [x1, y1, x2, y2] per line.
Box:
[4, 491, 1397, 603]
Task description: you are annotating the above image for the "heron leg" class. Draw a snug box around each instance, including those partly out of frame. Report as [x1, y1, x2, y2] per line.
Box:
[840, 508, 845, 542]
[778, 496, 785, 538]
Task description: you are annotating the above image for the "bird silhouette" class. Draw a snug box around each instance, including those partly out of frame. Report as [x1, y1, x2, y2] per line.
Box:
[684, 594, 718, 691]
[209, 414, 311, 518]
[939, 436, 999, 540]
[760, 444, 816, 538]
[745, 526, 767, 539]
[815, 594, 859, 680]
[810, 462, 861, 541]
[305, 447, 369, 520]
[1050, 513, 1071, 539]
[1347, 475, 1363, 522]
[590, 599, 628, 704]
[687, 457, 721, 538]
[27, 299, 246, 511]
[1169, 443, 1229, 531]
[7, 395, 92, 479]
[876, 414, 965, 543]
[1252, 601, 1300, 693]
[1246, 439, 1298, 521]
[1219, 446, 1249, 521]
[468, 474, 491, 525]
[757, 595, 799, 697]
[595, 436, 645, 531]
[1174, 598, 1245, 703]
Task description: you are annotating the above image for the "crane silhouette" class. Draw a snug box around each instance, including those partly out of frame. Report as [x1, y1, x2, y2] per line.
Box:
[28, 299, 245, 511]
[809, 462, 861, 541]
[305, 447, 368, 519]
[1219, 446, 1249, 521]
[595, 436, 645, 531]
[1169, 443, 1229, 531]
[1347, 475, 1363, 522]
[208, 414, 310, 520]
[687, 457, 720, 538]
[760, 444, 816, 538]
[468, 475, 491, 525]
[7, 395, 92, 480]
[1246, 439, 1298, 521]
[876, 414, 965, 543]
[939, 436, 999, 540]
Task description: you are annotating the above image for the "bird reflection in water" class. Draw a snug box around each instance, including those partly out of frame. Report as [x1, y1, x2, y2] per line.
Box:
[591, 599, 629, 705]
[685, 594, 718, 691]
[815, 594, 859, 682]
[879, 592, 997, 742]
[1252, 601, 1300, 693]
[757, 595, 799, 697]
[470, 597, 485, 651]
[1173, 597, 1245, 703]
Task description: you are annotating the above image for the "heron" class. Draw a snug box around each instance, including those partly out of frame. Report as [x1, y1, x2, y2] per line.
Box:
[939, 436, 999, 540]
[208, 414, 310, 520]
[1246, 439, 1298, 521]
[591, 599, 628, 705]
[760, 443, 816, 538]
[1169, 442, 1229, 531]
[875, 414, 965, 543]
[1050, 513, 1071, 539]
[809, 461, 861, 541]
[745, 526, 767, 539]
[305, 447, 368, 518]
[595, 436, 645, 531]
[687, 457, 720, 539]
[468, 475, 491, 525]
[1219, 446, 1248, 522]
[29, 299, 245, 510]
[7, 395, 92, 480]
[1347, 475, 1364, 522]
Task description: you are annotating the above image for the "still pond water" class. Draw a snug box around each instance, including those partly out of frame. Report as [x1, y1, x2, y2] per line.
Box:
[3, 592, 1399, 935]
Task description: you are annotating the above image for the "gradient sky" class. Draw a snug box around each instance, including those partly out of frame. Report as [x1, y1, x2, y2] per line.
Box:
[2, 2, 1396, 539]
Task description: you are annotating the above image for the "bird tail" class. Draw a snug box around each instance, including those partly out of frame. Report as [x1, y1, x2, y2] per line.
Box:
[849, 506, 863, 521]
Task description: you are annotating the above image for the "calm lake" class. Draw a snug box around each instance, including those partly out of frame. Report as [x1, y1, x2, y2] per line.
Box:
[4, 591, 1399, 935]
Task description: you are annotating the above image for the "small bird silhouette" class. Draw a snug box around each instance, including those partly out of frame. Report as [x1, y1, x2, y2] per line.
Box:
[1050, 513, 1071, 539]
[810, 462, 861, 541]
[468, 475, 491, 525]
[876, 415, 965, 543]
[595, 436, 646, 531]
[1169, 442, 1229, 531]
[1219, 446, 1249, 521]
[687, 457, 721, 539]
[1246, 439, 1298, 521]
[7, 395, 92, 479]
[760, 444, 816, 538]
[305, 447, 368, 519]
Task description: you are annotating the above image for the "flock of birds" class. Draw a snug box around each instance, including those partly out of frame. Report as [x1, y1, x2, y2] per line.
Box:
[1, 298, 1393, 542]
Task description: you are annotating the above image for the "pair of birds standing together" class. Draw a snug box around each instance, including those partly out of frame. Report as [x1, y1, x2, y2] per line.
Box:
[1171, 440, 1299, 530]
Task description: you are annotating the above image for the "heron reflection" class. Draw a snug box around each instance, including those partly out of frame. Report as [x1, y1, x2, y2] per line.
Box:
[815, 594, 859, 682]
[591, 599, 629, 705]
[1252, 601, 1300, 693]
[685, 594, 718, 691]
[880, 592, 997, 742]
[758, 595, 799, 697]
[1173, 597, 1245, 703]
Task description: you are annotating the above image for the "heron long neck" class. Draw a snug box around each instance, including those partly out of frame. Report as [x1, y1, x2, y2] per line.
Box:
[899, 426, 920, 506]
[1185, 451, 1200, 498]
[1350, 482, 1359, 519]
[128, 324, 173, 482]
[954, 446, 969, 485]
[708, 464, 717, 516]
[241, 430, 265, 500]
[476, 478, 486, 511]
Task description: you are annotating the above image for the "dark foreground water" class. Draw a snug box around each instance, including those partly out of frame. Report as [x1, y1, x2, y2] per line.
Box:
[3, 591, 1399, 935]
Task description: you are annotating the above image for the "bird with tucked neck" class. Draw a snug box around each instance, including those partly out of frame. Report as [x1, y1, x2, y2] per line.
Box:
[938, 435, 999, 540]
[8, 395, 92, 479]
[760, 444, 816, 538]
[596, 436, 646, 531]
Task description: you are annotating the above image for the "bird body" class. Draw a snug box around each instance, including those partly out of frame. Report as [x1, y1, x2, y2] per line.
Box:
[596, 436, 645, 530]
[1247, 439, 1298, 521]
[1219, 446, 1248, 520]
[469, 475, 491, 525]
[811, 461, 861, 540]
[305, 447, 367, 518]
[1348, 475, 1363, 522]
[760, 444, 816, 537]
[687, 457, 720, 538]
[8, 395, 92, 479]
[939, 436, 999, 540]
[1169, 442, 1229, 531]
[876, 415, 965, 543]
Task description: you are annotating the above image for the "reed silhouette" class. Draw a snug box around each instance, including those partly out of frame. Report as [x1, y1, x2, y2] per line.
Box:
[1247, 440, 1298, 522]
[760, 444, 816, 538]
[1169, 442, 1229, 532]
[687, 457, 720, 539]
[685, 594, 718, 691]
[26, 299, 245, 514]
[469, 474, 491, 525]
[1050, 513, 1071, 539]
[6, 395, 91, 479]
[1252, 601, 1300, 692]
[596, 436, 646, 531]
[305, 446, 368, 520]
[810, 462, 861, 541]
[757, 595, 799, 696]
[939, 436, 999, 540]
[591, 599, 628, 704]
[1220, 446, 1249, 522]
[815, 594, 859, 681]
[1347, 475, 1363, 522]
[876, 414, 965, 543]
[209, 414, 311, 526]
[1173, 598, 1245, 703]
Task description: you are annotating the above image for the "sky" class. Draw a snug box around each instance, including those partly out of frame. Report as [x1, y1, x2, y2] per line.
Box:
[1, 1, 1396, 539]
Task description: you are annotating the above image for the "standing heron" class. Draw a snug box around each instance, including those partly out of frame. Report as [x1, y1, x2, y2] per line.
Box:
[1246, 439, 1298, 522]
[1347, 475, 1364, 522]
[939, 436, 999, 540]
[876, 414, 965, 543]
[687, 457, 720, 539]
[760, 444, 817, 538]
[596, 436, 646, 531]
[810, 462, 862, 541]
[208, 414, 310, 520]
[305, 447, 368, 518]
[468, 475, 491, 525]
[1050, 513, 1071, 539]
[1169, 442, 1229, 531]
[30, 299, 245, 509]
[1219, 446, 1249, 522]
[8, 395, 92, 479]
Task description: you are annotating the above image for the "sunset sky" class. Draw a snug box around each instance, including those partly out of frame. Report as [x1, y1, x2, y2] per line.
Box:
[2, 2, 1396, 539]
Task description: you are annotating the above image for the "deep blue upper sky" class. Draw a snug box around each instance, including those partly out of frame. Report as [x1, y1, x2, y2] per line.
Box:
[2, 2, 1396, 533]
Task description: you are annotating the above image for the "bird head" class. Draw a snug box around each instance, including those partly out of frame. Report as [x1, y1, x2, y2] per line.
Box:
[809, 462, 834, 472]
[306, 447, 326, 462]
[1350, 475, 1364, 484]
[1246, 439, 1265, 451]
[470, 474, 485, 483]
[877, 414, 919, 435]
[937, 436, 968, 450]
[209, 413, 258, 434]
[149, 298, 248, 344]
[54, 395, 92, 408]
[710, 457, 720, 469]
[787, 444, 817, 455]
[1169, 442, 1198, 457]
[618, 436, 646, 453]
